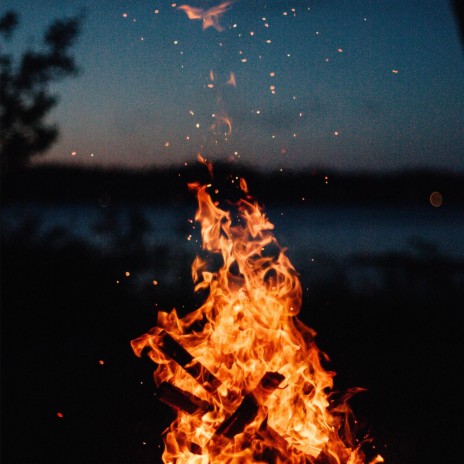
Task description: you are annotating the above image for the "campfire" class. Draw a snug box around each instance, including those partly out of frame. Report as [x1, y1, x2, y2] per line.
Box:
[131, 174, 383, 463]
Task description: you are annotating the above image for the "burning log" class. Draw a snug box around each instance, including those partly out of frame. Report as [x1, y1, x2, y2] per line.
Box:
[255, 418, 309, 464]
[156, 381, 212, 415]
[156, 330, 222, 392]
[255, 418, 336, 464]
[214, 372, 285, 439]
[214, 392, 259, 439]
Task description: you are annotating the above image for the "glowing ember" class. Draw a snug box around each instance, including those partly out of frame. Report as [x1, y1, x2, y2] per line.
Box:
[132, 178, 380, 463]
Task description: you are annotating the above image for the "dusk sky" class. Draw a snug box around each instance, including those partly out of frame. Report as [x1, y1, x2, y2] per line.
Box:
[3, 0, 464, 171]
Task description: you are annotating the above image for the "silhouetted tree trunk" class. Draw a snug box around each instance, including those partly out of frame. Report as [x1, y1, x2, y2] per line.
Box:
[0, 11, 83, 173]
[452, 0, 464, 48]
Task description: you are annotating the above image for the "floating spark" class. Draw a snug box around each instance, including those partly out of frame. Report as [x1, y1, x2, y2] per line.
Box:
[226, 72, 237, 87]
[178, 1, 234, 32]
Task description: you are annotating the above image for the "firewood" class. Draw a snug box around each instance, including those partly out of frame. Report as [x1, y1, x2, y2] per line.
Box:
[157, 330, 222, 392]
[215, 393, 259, 438]
[259, 372, 285, 392]
[214, 371, 285, 439]
[257, 417, 309, 463]
[156, 381, 212, 415]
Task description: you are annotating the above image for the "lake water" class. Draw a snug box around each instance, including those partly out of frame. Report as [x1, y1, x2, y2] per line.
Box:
[3, 202, 463, 260]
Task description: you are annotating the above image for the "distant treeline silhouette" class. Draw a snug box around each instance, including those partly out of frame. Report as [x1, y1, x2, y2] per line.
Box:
[2, 162, 464, 207]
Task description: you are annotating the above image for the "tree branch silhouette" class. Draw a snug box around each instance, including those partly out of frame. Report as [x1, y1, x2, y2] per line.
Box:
[0, 10, 83, 173]
[452, 0, 464, 48]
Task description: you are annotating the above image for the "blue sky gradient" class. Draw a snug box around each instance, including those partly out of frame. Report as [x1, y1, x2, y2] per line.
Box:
[3, 0, 463, 171]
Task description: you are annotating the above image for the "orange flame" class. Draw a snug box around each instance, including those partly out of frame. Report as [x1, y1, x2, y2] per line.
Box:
[178, 1, 233, 32]
[197, 153, 214, 178]
[132, 180, 377, 463]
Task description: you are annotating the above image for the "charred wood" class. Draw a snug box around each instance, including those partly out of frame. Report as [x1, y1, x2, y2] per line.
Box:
[257, 417, 311, 464]
[157, 330, 221, 392]
[214, 371, 285, 439]
[215, 393, 259, 439]
[156, 382, 212, 415]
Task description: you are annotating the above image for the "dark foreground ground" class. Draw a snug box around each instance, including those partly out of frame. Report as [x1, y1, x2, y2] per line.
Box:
[2, 214, 463, 464]
[1, 165, 463, 464]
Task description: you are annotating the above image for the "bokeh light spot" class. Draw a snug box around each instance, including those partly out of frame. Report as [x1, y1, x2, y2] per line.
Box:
[429, 191, 443, 207]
